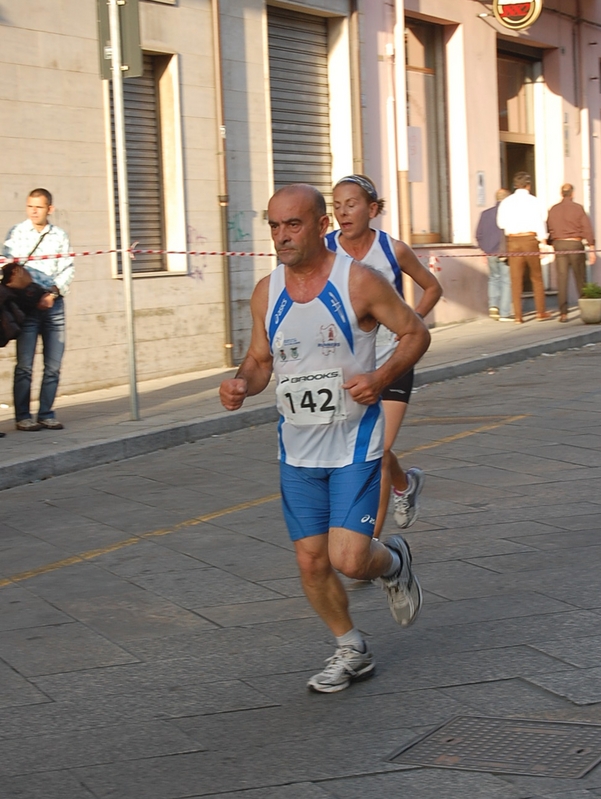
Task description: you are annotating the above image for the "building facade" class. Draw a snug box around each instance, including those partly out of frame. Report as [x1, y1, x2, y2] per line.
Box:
[362, 0, 601, 323]
[0, 0, 599, 396]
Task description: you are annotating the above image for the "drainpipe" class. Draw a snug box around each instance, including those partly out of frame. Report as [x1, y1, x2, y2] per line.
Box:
[211, 0, 234, 368]
[575, 1, 592, 217]
[393, 0, 411, 247]
[349, 0, 364, 173]
[393, 0, 414, 307]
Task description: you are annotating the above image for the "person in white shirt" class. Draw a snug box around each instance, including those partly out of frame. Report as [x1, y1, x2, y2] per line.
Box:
[496, 172, 551, 324]
[4, 189, 74, 430]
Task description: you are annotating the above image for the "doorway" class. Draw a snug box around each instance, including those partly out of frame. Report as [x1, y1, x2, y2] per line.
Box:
[500, 142, 535, 194]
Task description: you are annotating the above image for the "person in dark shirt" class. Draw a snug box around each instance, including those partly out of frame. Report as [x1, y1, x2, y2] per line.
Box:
[547, 184, 596, 322]
[476, 188, 511, 321]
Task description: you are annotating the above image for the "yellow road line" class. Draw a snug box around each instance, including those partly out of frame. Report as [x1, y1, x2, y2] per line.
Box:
[0, 493, 280, 590]
[0, 414, 528, 590]
[397, 414, 529, 456]
[407, 415, 519, 426]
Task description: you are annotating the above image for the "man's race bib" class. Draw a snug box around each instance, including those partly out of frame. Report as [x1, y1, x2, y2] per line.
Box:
[276, 369, 347, 426]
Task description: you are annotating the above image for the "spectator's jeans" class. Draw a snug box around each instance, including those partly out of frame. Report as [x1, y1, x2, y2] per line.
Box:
[487, 256, 511, 318]
[553, 240, 586, 316]
[14, 298, 65, 422]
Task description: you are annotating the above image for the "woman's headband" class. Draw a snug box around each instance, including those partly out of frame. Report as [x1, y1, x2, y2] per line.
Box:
[334, 175, 378, 202]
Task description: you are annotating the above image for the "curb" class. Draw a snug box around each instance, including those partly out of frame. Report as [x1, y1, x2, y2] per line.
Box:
[0, 406, 279, 491]
[413, 327, 601, 386]
[1, 328, 600, 491]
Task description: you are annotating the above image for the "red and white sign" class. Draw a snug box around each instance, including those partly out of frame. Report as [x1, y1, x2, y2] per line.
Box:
[492, 1, 543, 30]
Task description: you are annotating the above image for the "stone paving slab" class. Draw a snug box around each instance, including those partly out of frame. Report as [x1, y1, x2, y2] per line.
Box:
[0, 659, 49, 710]
[192, 786, 334, 799]
[0, 583, 72, 631]
[0, 622, 137, 677]
[0, 771, 96, 799]
[323, 770, 530, 799]
[526, 668, 601, 706]
[530, 635, 601, 669]
[0, 720, 204, 778]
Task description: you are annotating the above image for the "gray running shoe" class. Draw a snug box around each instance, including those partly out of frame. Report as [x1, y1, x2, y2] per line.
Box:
[307, 644, 375, 693]
[393, 467, 425, 528]
[380, 534, 423, 626]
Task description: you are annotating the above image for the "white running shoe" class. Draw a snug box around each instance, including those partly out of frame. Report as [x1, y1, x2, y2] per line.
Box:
[307, 644, 375, 693]
[393, 467, 425, 529]
[380, 534, 423, 626]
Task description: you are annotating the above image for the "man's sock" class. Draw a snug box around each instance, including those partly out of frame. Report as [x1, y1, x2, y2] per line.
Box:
[336, 628, 366, 652]
[381, 549, 401, 579]
[394, 473, 412, 496]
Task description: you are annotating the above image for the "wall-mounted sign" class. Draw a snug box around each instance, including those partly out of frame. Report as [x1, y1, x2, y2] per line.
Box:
[492, 1, 543, 31]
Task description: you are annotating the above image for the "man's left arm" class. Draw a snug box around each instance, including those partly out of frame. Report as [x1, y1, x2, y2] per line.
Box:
[579, 207, 596, 265]
[535, 199, 548, 243]
[344, 264, 430, 405]
[51, 228, 74, 296]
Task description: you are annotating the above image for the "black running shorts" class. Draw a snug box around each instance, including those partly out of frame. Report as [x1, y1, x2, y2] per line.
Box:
[381, 367, 414, 404]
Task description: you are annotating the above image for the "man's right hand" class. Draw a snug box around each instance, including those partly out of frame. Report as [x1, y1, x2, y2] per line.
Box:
[219, 378, 248, 411]
[36, 293, 55, 310]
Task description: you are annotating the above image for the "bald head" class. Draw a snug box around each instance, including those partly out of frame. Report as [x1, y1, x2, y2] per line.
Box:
[561, 183, 574, 198]
[496, 188, 510, 203]
[271, 183, 327, 219]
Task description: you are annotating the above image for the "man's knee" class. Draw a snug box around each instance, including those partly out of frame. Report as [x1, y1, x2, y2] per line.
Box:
[14, 363, 33, 379]
[296, 541, 331, 583]
[42, 361, 61, 379]
[330, 538, 373, 580]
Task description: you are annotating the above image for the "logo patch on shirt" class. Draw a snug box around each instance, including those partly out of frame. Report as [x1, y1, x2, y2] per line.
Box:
[274, 330, 301, 360]
[318, 324, 340, 356]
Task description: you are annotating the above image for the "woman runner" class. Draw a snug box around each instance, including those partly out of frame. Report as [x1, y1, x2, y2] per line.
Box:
[326, 175, 442, 538]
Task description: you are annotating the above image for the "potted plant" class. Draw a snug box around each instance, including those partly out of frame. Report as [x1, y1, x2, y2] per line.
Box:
[579, 282, 601, 324]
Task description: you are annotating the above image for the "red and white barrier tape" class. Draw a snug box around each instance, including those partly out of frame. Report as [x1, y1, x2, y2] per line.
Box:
[0, 246, 596, 265]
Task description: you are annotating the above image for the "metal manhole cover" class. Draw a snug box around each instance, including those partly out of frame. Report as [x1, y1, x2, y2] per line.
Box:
[387, 716, 601, 779]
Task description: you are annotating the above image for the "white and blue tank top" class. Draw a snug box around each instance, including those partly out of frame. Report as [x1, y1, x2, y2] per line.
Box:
[325, 229, 403, 368]
[266, 253, 384, 468]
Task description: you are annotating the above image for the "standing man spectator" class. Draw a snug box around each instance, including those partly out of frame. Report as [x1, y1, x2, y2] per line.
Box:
[547, 183, 596, 323]
[4, 188, 74, 430]
[476, 188, 512, 321]
[497, 172, 551, 324]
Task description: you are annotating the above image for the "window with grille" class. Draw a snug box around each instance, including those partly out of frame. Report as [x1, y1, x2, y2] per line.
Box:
[268, 7, 333, 209]
[110, 53, 166, 272]
[405, 20, 450, 244]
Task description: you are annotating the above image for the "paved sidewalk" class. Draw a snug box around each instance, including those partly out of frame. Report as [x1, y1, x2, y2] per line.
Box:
[1, 309, 600, 490]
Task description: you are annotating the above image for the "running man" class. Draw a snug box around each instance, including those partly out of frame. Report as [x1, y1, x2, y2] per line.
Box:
[220, 184, 430, 693]
[327, 175, 442, 536]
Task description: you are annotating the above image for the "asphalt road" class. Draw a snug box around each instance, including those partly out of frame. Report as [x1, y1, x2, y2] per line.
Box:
[1, 343, 601, 799]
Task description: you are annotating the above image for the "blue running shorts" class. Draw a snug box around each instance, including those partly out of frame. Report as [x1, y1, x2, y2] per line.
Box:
[280, 458, 382, 541]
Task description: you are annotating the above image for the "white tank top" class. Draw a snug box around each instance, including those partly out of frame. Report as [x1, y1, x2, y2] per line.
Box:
[326, 229, 403, 368]
[266, 253, 384, 468]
